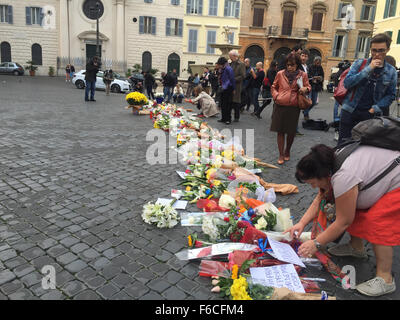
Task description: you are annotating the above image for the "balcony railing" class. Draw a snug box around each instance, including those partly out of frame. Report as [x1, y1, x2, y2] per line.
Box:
[267, 26, 309, 39]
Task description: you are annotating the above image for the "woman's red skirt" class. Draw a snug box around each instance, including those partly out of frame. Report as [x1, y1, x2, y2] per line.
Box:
[347, 187, 400, 246]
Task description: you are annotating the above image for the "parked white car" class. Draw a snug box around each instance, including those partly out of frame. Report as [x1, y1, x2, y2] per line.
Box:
[72, 70, 131, 93]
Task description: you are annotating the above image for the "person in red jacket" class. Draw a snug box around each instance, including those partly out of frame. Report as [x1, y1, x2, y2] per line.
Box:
[270, 53, 311, 165]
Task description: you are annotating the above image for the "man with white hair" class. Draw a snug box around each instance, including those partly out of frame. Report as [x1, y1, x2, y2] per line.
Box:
[229, 50, 246, 122]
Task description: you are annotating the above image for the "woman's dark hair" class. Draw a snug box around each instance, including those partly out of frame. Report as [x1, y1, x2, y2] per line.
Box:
[269, 60, 278, 69]
[295, 144, 336, 183]
[385, 55, 397, 68]
[216, 56, 228, 66]
[285, 53, 302, 70]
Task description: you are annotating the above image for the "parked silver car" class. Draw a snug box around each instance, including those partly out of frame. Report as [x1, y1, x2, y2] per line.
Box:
[0, 62, 24, 75]
[72, 70, 131, 93]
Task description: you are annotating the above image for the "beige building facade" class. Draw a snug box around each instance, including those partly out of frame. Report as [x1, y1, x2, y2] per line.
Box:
[0, 0, 184, 76]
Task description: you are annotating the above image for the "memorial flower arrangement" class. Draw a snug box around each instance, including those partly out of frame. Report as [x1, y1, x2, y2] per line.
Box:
[142, 202, 179, 228]
[126, 92, 148, 106]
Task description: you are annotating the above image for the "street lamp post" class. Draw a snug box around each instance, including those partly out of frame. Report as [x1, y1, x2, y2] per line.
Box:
[95, 2, 100, 57]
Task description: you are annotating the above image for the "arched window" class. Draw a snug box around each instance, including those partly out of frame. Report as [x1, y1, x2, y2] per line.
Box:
[32, 43, 42, 65]
[1, 42, 11, 63]
[307, 48, 322, 65]
[273, 47, 291, 69]
[167, 53, 180, 76]
[142, 51, 152, 72]
[244, 45, 265, 68]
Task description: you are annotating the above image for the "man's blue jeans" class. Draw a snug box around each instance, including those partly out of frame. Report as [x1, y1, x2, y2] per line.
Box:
[252, 87, 261, 113]
[333, 100, 340, 122]
[85, 80, 96, 100]
[164, 86, 173, 102]
[303, 90, 318, 118]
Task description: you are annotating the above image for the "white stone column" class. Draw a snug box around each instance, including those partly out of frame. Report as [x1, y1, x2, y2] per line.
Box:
[59, 0, 70, 62]
[115, 0, 125, 67]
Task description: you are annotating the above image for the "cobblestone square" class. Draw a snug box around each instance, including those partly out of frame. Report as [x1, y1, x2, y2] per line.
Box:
[0, 75, 399, 300]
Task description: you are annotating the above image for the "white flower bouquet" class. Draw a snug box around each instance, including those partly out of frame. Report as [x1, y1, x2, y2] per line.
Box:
[142, 202, 180, 228]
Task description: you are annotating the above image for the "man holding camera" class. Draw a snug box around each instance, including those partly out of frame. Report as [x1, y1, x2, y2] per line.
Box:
[85, 56, 100, 102]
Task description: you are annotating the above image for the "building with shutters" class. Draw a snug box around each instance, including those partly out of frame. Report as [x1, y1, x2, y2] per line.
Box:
[238, 0, 336, 82]
[373, 0, 400, 67]
[326, 0, 376, 77]
[238, 0, 376, 83]
[182, 0, 241, 78]
[0, 0, 184, 76]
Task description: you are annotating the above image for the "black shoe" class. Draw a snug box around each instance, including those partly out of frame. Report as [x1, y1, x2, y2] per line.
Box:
[255, 114, 262, 119]
[90, 99, 96, 102]
[218, 119, 224, 123]
[85, 99, 89, 102]
[234, 119, 239, 122]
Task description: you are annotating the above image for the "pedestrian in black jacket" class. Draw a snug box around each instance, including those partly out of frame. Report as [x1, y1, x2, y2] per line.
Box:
[85, 56, 100, 101]
[304, 56, 324, 120]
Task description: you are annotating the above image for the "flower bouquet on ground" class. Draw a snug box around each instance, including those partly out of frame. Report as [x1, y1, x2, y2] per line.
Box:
[155, 92, 164, 104]
[153, 114, 171, 131]
[125, 92, 149, 114]
[141, 201, 179, 228]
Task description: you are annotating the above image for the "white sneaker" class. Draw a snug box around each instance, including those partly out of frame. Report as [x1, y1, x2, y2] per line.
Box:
[356, 276, 396, 297]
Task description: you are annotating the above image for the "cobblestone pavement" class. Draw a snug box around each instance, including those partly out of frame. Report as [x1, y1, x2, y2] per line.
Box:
[0, 75, 399, 300]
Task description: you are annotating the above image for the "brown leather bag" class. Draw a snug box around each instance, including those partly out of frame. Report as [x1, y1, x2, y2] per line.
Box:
[297, 91, 312, 110]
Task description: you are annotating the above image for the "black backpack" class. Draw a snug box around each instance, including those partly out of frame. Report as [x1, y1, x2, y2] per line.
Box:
[334, 116, 400, 191]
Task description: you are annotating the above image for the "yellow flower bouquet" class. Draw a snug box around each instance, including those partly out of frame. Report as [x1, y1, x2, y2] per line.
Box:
[125, 92, 149, 114]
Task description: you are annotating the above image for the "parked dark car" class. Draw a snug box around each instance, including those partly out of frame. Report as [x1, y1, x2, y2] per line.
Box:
[0, 62, 24, 75]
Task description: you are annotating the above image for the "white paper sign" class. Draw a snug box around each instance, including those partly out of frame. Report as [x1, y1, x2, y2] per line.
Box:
[176, 171, 188, 179]
[268, 238, 306, 268]
[250, 264, 305, 293]
[248, 169, 262, 174]
[156, 198, 188, 210]
[211, 243, 258, 256]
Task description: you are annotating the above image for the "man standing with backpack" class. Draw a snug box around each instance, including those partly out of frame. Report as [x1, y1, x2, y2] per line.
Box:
[338, 33, 397, 146]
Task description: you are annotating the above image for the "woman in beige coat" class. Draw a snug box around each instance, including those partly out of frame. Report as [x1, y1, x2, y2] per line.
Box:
[186, 86, 219, 118]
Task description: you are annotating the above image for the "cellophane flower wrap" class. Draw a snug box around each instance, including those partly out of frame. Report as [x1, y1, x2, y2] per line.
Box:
[126, 92, 148, 106]
[142, 202, 179, 228]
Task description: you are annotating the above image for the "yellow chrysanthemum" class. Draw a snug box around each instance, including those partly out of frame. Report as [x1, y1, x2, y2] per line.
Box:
[231, 264, 239, 280]
[230, 276, 252, 300]
[188, 235, 193, 247]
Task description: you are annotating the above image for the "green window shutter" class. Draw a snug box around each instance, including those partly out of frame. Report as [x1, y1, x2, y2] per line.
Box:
[26, 7, 31, 25]
[332, 35, 338, 57]
[396, 30, 400, 44]
[355, 36, 361, 59]
[139, 16, 144, 34]
[384, 0, 390, 18]
[370, 6, 376, 21]
[166, 18, 171, 36]
[178, 19, 183, 36]
[7, 5, 13, 24]
[360, 5, 366, 20]
[151, 17, 156, 35]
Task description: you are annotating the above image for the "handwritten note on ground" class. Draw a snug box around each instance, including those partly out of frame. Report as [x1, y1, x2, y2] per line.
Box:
[268, 238, 306, 268]
[250, 264, 305, 293]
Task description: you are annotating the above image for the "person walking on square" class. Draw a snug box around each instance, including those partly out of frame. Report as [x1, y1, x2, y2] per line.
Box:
[338, 33, 397, 146]
[70, 64, 75, 80]
[255, 60, 277, 119]
[242, 58, 253, 111]
[103, 69, 114, 96]
[305, 56, 324, 120]
[186, 74, 195, 98]
[270, 53, 311, 165]
[229, 50, 246, 122]
[209, 69, 219, 98]
[216, 57, 235, 125]
[84, 56, 100, 102]
[65, 64, 71, 82]
[249, 62, 265, 117]
[200, 67, 211, 94]
[144, 71, 155, 100]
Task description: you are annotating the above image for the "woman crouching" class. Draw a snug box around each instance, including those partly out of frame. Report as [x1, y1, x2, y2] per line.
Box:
[186, 86, 219, 118]
[285, 144, 400, 297]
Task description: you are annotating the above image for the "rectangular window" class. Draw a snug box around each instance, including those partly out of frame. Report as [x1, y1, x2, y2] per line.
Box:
[386, 30, 393, 39]
[361, 5, 371, 20]
[209, 0, 218, 16]
[282, 10, 294, 36]
[0, 5, 12, 23]
[332, 34, 345, 57]
[30, 7, 42, 25]
[356, 36, 370, 58]
[187, 0, 202, 15]
[207, 30, 216, 54]
[252, 8, 264, 27]
[171, 0, 180, 4]
[144, 0, 153, 3]
[140, 16, 156, 34]
[311, 12, 323, 31]
[224, 0, 240, 17]
[166, 18, 183, 36]
[188, 29, 198, 53]
[384, 0, 397, 18]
